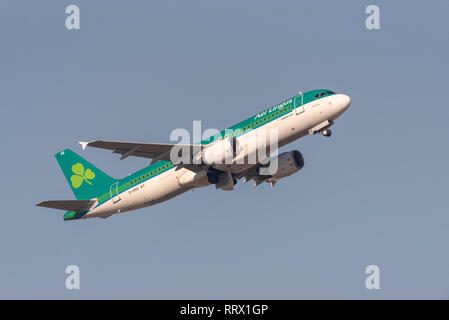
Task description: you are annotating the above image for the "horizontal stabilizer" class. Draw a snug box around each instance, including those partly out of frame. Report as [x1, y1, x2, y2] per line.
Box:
[36, 200, 95, 211]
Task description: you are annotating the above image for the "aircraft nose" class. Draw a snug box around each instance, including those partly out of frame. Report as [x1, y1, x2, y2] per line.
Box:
[339, 94, 351, 111]
[330, 94, 351, 119]
[333, 94, 351, 116]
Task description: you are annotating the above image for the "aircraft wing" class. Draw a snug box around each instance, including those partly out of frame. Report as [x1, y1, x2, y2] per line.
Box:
[36, 200, 96, 211]
[78, 140, 269, 178]
[79, 140, 196, 164]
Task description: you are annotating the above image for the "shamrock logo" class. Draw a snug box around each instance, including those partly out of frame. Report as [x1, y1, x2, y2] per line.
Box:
[70, 163, 95, 188]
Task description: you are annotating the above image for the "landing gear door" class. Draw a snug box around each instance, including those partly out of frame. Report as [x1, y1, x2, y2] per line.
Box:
[294, 94, 304, 115]
[110, 182, 121, 203]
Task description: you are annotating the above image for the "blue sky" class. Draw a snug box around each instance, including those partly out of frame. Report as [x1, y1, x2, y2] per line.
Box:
[1, 0, 448, 298]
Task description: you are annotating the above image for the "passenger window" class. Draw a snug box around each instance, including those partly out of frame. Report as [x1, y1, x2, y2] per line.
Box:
[320, 92, 326, 97]
[314, 94, 319, 99]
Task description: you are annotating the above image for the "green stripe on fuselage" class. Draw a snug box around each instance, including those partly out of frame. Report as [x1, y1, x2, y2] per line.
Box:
[201, 89, 335, 144]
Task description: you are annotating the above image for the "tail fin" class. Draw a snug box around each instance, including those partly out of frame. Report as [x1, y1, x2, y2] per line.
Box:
[55, 149, 117, 200]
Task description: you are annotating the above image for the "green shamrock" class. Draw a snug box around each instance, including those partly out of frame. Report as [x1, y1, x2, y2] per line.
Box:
[70, 163, 95, 188]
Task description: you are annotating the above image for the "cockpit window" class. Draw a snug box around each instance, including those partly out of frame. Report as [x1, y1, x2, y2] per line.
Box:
[315, 91, 335, 99]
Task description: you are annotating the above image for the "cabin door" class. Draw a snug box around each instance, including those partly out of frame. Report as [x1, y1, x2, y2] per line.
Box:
[110, 182, 121, 203]
[294, 94, 305, 115]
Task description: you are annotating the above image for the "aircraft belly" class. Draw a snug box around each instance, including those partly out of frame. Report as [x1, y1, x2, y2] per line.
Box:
[85, 199, 117, 218]
[144, 169, 190, 204]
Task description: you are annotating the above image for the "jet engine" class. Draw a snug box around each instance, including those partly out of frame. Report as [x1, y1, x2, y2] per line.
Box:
[207, 168, 236, 191]
[260, 150, 304, 180]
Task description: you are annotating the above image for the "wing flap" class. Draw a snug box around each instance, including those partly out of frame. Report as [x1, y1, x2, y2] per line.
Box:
[36, 200, 96, 211]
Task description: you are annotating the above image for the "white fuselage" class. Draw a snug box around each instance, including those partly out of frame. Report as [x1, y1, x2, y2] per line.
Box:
[86, 94, 351, 218]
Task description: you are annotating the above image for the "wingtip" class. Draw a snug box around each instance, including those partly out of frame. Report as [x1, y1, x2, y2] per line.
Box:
[79, 141, 89, 150]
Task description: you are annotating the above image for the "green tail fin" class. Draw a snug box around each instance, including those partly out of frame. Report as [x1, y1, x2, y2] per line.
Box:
[55, 149, 117, 200]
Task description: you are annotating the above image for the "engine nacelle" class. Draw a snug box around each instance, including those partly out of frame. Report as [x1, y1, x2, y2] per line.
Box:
[177, 169, 210, 188]
[260, 150, 304, 180]
[207, 168, 235, 191]
[198, 136, 240, 165]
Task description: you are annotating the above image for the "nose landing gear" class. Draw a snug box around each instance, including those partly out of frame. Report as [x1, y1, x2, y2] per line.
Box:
[321, 129, 332, 137]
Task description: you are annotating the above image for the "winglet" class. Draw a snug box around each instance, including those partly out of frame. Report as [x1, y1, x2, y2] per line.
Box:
[79, 141, 89, 150]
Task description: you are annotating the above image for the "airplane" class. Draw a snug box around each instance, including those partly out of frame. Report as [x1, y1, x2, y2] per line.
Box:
[36, 89, 351, 220]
